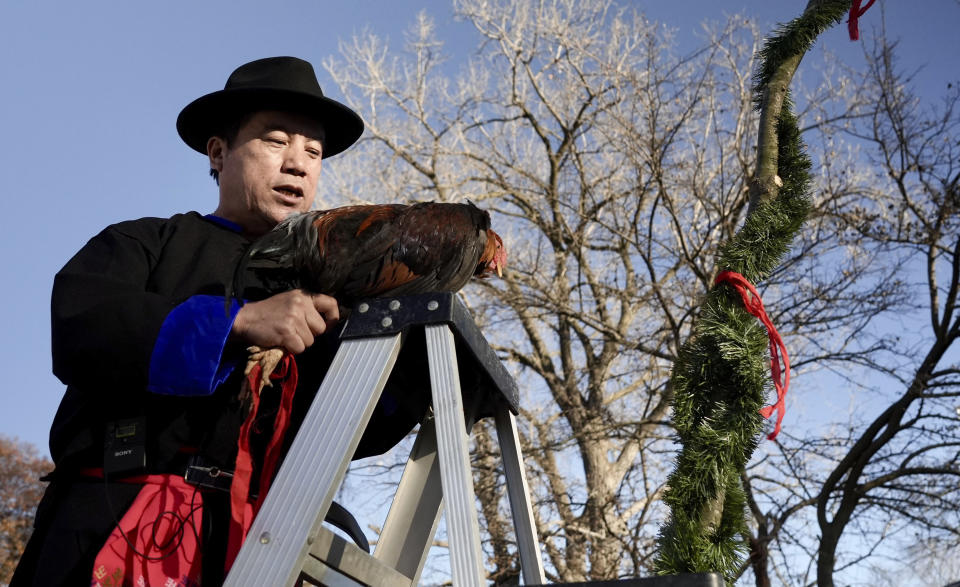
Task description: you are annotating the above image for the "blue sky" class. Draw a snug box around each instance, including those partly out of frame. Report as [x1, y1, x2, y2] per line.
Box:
[0, 0, 956, 458]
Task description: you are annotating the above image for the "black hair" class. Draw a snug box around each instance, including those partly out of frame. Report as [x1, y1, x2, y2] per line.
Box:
[209, 111, 256, 185]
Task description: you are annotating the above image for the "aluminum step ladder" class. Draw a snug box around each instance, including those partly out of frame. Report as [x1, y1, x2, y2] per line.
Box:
[224, 292, 546, 587]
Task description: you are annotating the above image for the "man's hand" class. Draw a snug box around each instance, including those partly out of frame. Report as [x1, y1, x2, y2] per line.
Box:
[231, 289, 340, 354]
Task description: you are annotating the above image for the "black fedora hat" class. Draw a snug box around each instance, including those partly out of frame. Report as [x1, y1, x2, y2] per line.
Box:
[176, 56, 363, 159]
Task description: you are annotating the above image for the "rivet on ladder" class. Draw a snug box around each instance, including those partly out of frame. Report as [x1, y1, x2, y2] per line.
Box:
[259, 532, 271, 544]
[358, 303, 370, 313]
[427, 300, 439, 311]
[389, 299, 401, 310]
[381, 317, 393, 328]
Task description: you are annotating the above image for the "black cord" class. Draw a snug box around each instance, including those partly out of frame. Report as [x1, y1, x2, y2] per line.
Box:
[101, 472, 204, 563]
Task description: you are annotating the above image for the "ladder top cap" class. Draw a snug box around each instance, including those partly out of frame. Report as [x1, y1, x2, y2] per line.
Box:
[341, 292, 520, 413]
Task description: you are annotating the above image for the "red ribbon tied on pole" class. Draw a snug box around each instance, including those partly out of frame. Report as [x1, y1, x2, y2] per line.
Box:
[847, 0, 875, 41]
[714, 270, 790, 440]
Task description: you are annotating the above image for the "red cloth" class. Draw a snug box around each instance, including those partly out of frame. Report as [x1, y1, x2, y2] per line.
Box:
[91, 474, 203, 587]
[224, 353, 299, 576]
[715, 270, 791, 440]
[89, 353, 300, 585]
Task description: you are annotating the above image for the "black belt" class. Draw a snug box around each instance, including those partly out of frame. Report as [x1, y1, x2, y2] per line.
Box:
[183, 461, 234, 492]
[183, 457, 370, 553]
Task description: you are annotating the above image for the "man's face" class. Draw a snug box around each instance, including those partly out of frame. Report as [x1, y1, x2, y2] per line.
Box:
[209, 110, 325, 237]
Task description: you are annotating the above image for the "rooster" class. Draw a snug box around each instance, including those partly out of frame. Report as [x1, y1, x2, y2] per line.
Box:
[234, 201, 506, 389]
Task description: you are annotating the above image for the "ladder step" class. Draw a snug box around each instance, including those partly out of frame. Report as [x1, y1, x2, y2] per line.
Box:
[300, 558, 363, 587]
[304, 527, 413, 587]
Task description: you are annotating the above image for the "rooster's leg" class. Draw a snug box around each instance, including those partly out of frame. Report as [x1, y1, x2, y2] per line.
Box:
[244, 345, 286, 395]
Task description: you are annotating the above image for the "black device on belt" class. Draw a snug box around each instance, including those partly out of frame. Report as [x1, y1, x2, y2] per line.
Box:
[103, 417, 147, 476]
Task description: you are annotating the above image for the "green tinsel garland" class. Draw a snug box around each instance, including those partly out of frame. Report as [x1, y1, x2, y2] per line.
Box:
[653, 1, 850, 583]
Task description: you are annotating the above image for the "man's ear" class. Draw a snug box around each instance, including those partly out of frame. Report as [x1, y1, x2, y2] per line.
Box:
[207, 136, 226, 174]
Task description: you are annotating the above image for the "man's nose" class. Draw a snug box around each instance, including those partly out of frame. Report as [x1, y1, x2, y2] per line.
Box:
[281, 146, 308, 176]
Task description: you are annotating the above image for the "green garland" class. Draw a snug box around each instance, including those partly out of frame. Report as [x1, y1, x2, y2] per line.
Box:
[653, 1, 850, 583]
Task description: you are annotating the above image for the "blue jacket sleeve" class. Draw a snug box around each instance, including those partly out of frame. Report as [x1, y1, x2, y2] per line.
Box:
[147, 295, 242, 396]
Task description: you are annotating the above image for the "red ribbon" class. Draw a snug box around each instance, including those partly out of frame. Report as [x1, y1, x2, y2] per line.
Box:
[714, 270, 790, 440]
[225, 353, 299, 575]
[847, 0, 875, 41]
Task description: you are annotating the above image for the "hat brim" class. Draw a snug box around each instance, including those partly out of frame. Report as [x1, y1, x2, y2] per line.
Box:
[176, 88, 363, 159]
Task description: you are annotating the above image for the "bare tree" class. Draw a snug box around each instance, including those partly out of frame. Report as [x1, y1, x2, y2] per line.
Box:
[323, 1, 772, 580]
[0, 436, 51, 583]
[736, 31, 960, 587]
[317, 0, 958, 583]
[869, 537, 960, 587]
[807, 33, 960, 587]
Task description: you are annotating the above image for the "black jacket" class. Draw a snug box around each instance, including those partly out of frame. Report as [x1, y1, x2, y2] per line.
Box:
[13, 211, 426, 586]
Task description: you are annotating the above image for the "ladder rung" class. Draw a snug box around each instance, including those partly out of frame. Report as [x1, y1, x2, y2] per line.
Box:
[306, 527, 413, 587]
[300, 557, 363, 587]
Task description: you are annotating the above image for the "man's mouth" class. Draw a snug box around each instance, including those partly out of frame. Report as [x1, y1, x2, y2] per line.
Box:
[274, 185, 304, 198]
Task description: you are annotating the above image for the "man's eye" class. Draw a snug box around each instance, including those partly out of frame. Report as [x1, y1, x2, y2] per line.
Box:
[307, 148, 321, 158]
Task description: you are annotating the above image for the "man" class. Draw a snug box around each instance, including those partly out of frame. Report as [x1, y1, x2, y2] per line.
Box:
[12, 56, 415, 587]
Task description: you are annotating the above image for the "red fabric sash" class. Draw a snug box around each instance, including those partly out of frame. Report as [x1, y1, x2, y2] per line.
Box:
[91, 474, 203, 587]
[224, 353, 298, 575]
